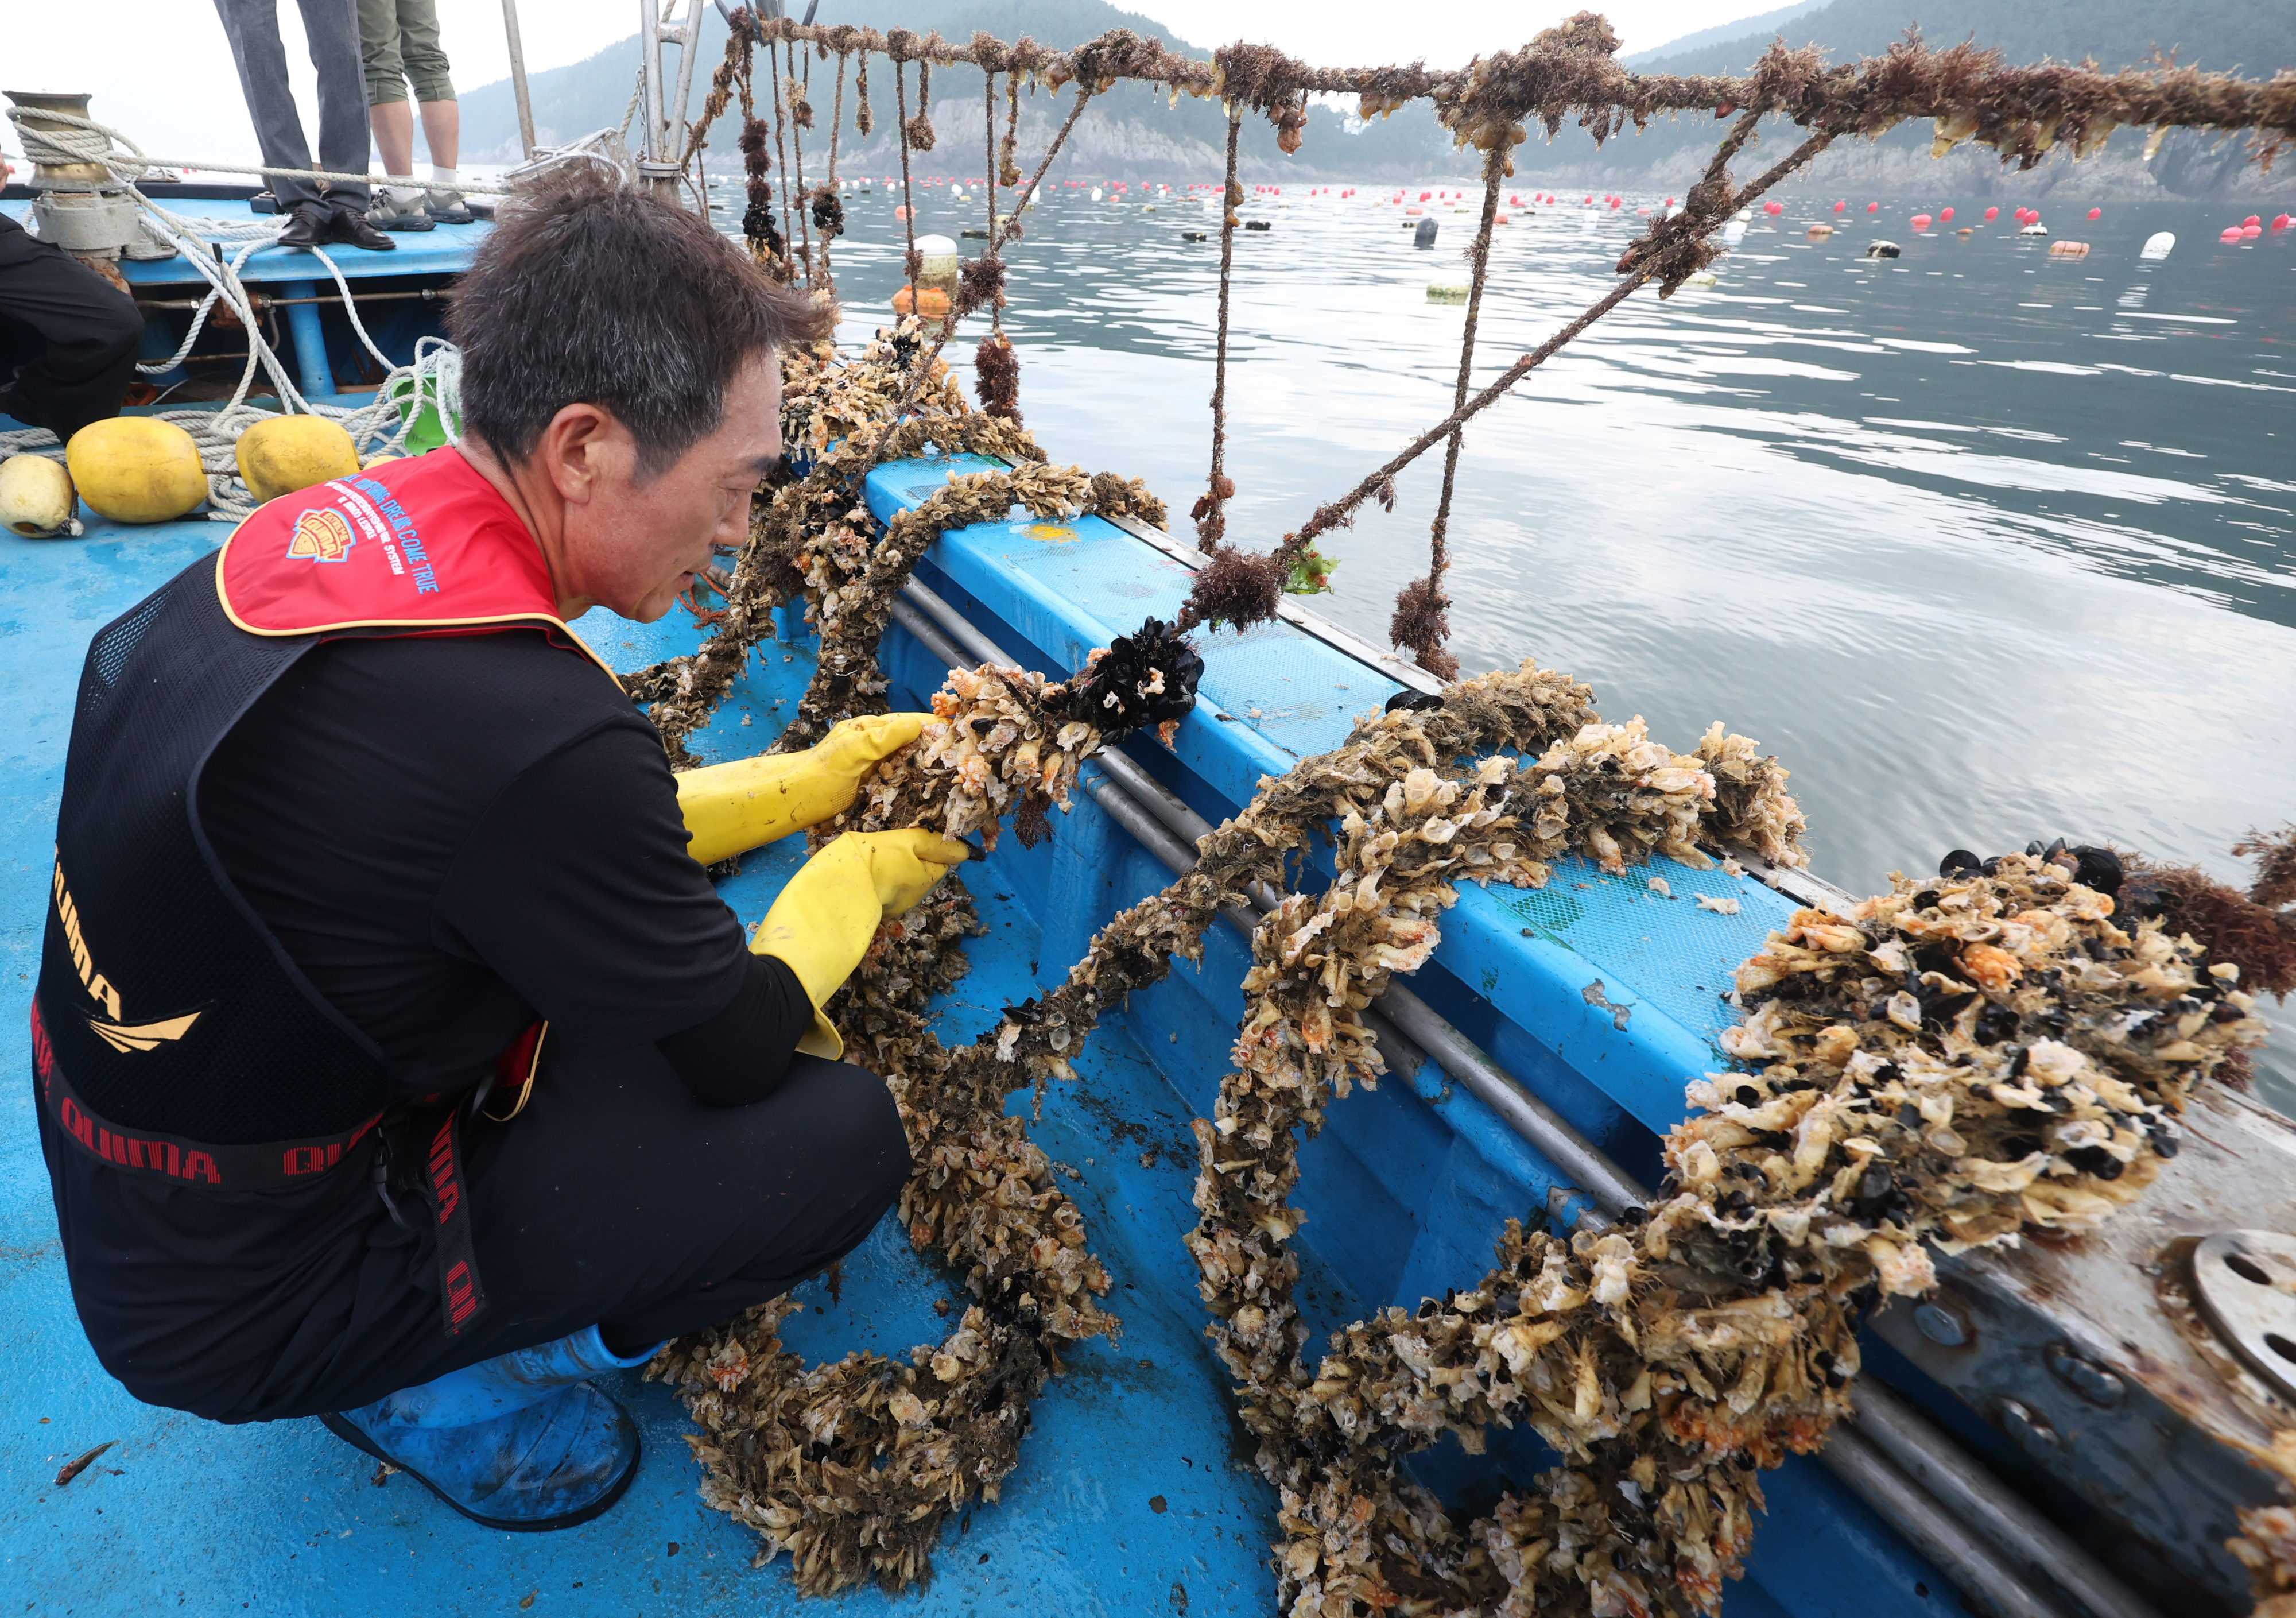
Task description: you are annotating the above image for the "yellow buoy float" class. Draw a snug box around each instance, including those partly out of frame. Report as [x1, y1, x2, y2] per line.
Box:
[65, 417, 207, 524]
[0, 454, 82, 539]
[235, 415, 360, 505]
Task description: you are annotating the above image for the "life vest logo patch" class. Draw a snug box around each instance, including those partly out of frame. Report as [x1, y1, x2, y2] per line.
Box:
[285, 506, 356, 564]
[52, 858, 205, 1054]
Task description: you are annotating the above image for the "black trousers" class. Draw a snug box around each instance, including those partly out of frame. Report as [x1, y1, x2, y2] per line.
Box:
[0, 214, 144, 442]
[51, 1038, 910, 1422]
[340, 1040, 912, 1414]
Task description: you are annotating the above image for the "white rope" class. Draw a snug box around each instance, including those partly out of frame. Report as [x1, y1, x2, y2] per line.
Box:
[2, 107, 468, 519]
[7, 103, 514, 196]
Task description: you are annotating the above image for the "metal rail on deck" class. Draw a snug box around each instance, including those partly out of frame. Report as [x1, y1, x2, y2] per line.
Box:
[884, 574, 2163, 1618]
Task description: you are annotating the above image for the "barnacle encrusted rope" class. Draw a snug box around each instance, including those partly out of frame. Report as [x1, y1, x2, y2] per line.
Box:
[1192, 104, 1244, 549]
[1390, 144, 1507, 683]
[632, 18, 2295, 1607]
[893, 59, 920, 298]
[1191, 771, 2264, 1616]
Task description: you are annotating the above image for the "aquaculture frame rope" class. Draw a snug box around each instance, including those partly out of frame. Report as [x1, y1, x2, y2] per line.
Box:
[1193, 104, 1243, 550]
[635, 16, 2296, 1609]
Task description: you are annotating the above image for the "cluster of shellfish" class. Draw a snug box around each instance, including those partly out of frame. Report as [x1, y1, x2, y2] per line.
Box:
[1195, 811, 2263, 1615]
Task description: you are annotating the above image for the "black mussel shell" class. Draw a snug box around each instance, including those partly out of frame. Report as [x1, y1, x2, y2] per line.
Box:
[2068, 845, 2123, 896]
[2118, 871, 2169, 921]
[1384, 689, 1444, 714]
[1063, 616, 1205, 738]
[1938, 849, 1983, 878]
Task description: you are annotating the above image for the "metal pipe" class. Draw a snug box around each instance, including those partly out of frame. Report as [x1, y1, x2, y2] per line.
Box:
[1821, 1427, 2078, 1618]
[135, 289, 446, 311]
[1851, 1384, 2163, 1618]
[883, 567, 2152, 1618]
[664, 0, 708, 171]
[1373, 985, 1650, 1219]
[501, 0, 538, 159]
[638, 0, 668, 165]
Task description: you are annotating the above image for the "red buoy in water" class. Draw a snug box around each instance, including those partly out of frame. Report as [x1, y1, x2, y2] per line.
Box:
[1940, 207, 1954, 222]
[1865, 201, 1879, 212]
[2275, 214, 2294, 230]
[1911, 212, 1933, 230]
[1984, 206, 1999, 222]
[1763, 200, 1783, 215]
[2087, 207, 2101, 220]
[1833, 199, 1847, 212]
[2243, 214, 2262, 227]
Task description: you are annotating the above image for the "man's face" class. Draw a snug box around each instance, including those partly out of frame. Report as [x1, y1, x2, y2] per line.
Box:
[560, 354, 782, 622]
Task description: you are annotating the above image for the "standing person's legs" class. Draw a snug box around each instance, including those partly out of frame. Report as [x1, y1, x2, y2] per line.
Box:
[297, 0, 373, 209]
[394, 0, 469, 220]
[358, 0, 415, 177]
[209, 0, 325, 211]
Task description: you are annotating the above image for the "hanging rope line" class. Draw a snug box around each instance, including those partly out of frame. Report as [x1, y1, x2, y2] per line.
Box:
[1190, 105, 1244, 551]
[892, 59, 921, 297]
[1391, 144, 1509, 681]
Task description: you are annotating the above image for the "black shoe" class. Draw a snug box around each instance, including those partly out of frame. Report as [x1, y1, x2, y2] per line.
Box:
[325, 206, 398, 251]
[277, 201, 329, 250]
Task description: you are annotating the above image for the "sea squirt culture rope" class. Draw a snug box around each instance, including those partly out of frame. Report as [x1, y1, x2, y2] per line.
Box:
[633, 16, 2290, 1606]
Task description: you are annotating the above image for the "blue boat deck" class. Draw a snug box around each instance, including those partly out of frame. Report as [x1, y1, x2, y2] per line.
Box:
[0, 212, 1957, 1613]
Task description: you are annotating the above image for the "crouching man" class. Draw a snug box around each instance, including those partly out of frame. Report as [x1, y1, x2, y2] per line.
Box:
[32, 165, 960, 1530]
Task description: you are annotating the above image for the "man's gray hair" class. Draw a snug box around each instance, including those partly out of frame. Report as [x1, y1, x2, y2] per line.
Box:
[449, 166, 835, 476]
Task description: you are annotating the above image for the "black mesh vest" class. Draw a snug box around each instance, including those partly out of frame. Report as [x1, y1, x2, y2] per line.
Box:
[37, 555, 391, 1152]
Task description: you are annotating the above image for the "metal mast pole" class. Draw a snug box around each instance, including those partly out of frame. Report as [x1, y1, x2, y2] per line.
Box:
[499, 0, 537, 158]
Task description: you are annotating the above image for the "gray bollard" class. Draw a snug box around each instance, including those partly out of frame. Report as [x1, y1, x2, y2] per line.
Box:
[1413, 216, 1439, 249]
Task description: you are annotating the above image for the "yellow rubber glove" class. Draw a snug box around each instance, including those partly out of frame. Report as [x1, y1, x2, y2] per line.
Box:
[677, 713, 932, 866]
[753, 829, 971, 1060]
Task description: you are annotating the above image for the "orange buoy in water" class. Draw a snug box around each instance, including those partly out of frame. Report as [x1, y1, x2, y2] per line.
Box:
[891, 285, 952, 318]
[894, 204, 912, 222]
[1405, 206, 1424, 216]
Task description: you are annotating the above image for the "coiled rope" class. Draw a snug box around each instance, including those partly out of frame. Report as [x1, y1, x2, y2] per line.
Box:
[2, 103, 479, 516]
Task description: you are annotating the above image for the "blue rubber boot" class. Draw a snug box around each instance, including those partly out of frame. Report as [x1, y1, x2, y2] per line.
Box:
[318, 1326, 661, 1531]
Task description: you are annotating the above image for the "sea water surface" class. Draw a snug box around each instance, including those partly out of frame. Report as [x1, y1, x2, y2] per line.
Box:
[719, 173, 2296, 1106]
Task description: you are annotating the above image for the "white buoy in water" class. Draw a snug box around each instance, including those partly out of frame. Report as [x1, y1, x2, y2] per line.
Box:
[1090, 187, 1104, 202]
[913, 233, 960, 291]
[2139, 230, 2175, 260]
[1721, 218, 1748, 245]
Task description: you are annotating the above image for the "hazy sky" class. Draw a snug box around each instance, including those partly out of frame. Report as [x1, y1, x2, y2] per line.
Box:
[6, 1, 1787, 172]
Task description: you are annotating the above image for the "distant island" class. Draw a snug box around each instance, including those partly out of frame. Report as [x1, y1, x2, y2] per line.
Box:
[456, 0, 2293, 198]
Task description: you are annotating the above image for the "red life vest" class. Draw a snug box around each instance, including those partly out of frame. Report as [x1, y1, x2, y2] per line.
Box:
[214, 447, 615, 680]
